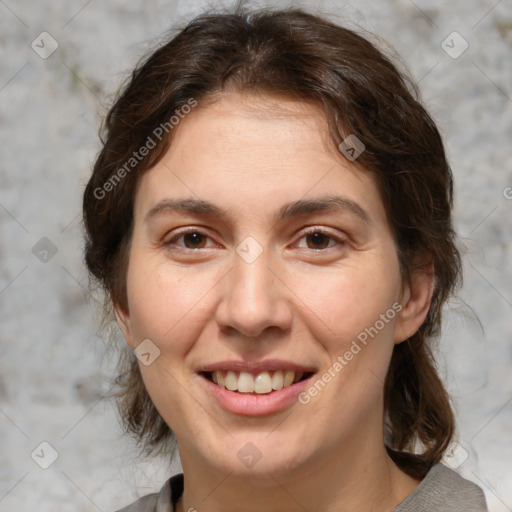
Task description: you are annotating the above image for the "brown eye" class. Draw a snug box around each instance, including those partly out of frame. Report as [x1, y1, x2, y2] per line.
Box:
[182, 232, 207, 249]
[165, 229, 216, 250]
[296, 228, 345, 251]
[305, 232, 331, 249]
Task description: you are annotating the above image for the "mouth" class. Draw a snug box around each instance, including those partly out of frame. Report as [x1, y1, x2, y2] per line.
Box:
[197, 360, 317, 415]
[201, 369, 315, 394]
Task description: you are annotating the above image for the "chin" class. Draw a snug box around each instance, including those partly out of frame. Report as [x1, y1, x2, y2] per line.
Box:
[201, 433, 315, 480]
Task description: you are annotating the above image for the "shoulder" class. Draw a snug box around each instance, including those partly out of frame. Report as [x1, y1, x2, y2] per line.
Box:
[115, 473, 183, 512]
[116, 492, 160, 512]
[393, 463, 488, 512]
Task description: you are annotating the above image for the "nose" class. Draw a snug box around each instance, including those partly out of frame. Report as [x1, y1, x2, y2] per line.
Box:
[214, 247, 293, 340]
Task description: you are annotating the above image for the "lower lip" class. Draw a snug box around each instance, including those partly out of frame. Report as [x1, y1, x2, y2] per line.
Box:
[199, 374, 314, 416]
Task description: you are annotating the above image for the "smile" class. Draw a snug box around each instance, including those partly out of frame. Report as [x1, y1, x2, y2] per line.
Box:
[203, 370, 313, 394]
[198, 362, 316, 416]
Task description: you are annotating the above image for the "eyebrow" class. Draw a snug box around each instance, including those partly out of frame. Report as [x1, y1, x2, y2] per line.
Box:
[144, 195, 371, 225]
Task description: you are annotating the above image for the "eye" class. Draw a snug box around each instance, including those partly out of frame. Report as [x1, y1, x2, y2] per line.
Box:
[164, 229, 218, 250]
[295, 227, 346, 250]
[163, 227, 346, 253]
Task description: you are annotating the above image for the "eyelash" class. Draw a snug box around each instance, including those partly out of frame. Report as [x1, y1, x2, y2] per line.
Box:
[163, 226, 347, 252]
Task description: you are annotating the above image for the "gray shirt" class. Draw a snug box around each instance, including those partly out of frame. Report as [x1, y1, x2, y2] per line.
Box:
[117, 463, 488, 511]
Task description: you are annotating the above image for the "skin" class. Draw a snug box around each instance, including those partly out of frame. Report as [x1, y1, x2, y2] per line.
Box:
[115, 92, 434, 512]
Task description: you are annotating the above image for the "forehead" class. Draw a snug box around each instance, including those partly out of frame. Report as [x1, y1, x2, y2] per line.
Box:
[133, 92, 388, 231]
[173, 92, 336, 164]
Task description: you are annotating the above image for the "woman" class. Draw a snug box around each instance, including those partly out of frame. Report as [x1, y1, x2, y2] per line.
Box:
[83, 7, 489, 511]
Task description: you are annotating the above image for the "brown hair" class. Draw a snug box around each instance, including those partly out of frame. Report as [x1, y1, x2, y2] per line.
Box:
[83, 7, 461, 478]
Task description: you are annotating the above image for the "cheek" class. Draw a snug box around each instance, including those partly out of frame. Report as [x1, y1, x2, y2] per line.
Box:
[292, 257, 402, 406]
[125, 255, 217, 352]
[292, 259, 402, 346]
[125, 239, 402, 360]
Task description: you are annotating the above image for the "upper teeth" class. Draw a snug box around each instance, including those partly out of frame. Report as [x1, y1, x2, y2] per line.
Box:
[211, 370, 302, 394]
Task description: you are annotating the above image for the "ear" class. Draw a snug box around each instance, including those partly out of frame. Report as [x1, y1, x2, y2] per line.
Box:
[113, 302, 136, 349]
[394, 259, 434, 344]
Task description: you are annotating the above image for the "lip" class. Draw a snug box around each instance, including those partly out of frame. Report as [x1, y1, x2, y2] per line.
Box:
[197, 359, 317, 374]
[197, 360, 316, 416]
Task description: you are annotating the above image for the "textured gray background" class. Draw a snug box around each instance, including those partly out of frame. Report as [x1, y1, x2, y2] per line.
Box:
[1, 0, 511, 510]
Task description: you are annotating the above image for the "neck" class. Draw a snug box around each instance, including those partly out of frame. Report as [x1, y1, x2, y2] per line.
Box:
[175, 434, 420, 512]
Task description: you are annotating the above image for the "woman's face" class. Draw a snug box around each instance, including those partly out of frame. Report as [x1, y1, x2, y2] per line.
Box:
[116, 92, 429, 479]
